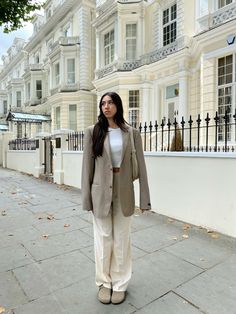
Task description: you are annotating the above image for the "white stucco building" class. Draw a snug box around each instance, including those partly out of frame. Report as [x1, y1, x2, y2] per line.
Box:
[0, 0, 96, 138]
[0, 0, 236, 146]
[93, 0, 236, 145]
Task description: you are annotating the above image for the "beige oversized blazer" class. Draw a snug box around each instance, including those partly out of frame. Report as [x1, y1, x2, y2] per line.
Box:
[81, 125, 151, 218]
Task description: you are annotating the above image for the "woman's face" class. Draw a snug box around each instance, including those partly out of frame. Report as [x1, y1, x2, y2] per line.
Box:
[101, 95, 117, 120]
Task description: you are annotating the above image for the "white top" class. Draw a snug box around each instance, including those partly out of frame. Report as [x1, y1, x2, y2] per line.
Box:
[108, 127, 123, 167]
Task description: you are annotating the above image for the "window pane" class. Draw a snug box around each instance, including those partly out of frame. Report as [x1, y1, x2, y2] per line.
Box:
[69, 104, 77, 131]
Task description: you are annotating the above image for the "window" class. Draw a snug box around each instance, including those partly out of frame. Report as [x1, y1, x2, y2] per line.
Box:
[104, 30, 114, 65]
[17, 124, 22, 138]
[36, 123, 42, 133]
[55, 107, 61, 129]
[3, 100, 7, 114]
[67, 59, 75, 84]
[27, 83, 31, 100]
[36, 80, 42, 99]
[55, 63, 60, 86]
[69, 104, 77, 131]
[218, 0, 233, 8]
[64, 24, 72, 37]
[129, 90, 140, 128]
[217, 55, 235, 141]
[126, 24, 137, 60]
[163, 3, 177, 46]
[35, 54, 40, 64]
[16, 91, 21, 107]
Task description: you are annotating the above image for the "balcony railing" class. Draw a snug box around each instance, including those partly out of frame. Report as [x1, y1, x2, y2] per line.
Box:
[24, 64, 43, 72]
[197, 2, 236, 32]
[96, 36, 189, 79]
[48, 36, 80, 54]
[212, 2, 236, 26]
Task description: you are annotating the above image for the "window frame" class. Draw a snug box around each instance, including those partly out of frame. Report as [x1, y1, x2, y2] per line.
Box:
[126, 23, 137, 61]
[67, 59, 75, 84]
[162, 3, 177, 47]
[104, 29, 115, 66]
[128, 90, 140, 128]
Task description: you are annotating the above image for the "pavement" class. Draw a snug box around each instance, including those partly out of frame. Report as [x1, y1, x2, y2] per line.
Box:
[0, 168, 236, 314]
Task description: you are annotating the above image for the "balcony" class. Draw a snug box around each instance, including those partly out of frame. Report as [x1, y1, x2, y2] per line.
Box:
[50, 82, 79, 95]
[96, 0, 142, 17]
[48, 36, 80, 55]
[96, 36, 189, 79]
[197, 2, 236, 32]
[24, 64, 43, 72]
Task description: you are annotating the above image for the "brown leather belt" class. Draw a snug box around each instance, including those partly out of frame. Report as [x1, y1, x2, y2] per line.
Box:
[113, 167, 120, 173]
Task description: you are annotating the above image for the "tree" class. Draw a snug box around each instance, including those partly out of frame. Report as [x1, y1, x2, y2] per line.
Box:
[0, 0, 43, 33]
[170, 126, 184, 151]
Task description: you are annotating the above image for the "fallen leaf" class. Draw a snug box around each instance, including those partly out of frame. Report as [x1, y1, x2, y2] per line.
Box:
[64, 224, 70, 228]
[183, 224, 191, 230]
[172, 236, 178, 241]
[167, 218, 174, 223]
[47, 215, 54, 220]
[182, 234, 189, 239]
[1, 211, 7, 216]
[0, 306, 5, 313]
[207, 229, 214, 233]
[8, 234, 14, 237]
[211, 233, 220, 239]
[200, 258, 205, 261]
[42, 234, 49, 239]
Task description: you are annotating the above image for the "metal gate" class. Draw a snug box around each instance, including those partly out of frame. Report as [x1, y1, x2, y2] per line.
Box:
[43, 137, 53, 175]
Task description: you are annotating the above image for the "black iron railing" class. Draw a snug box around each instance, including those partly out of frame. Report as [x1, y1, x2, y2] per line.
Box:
[67, 132, 84, 151]
[138, 110, 236, 152]
[8, 138, 37, 150]
[67, 110, 236, 153]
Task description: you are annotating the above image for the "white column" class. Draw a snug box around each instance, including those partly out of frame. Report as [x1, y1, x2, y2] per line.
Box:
[96, 31, 100, 70]
[178, 73, 188, 121]
[141, 82, 152, 124]
[60, 52, 65, 86]
[153, 84, 161, 123]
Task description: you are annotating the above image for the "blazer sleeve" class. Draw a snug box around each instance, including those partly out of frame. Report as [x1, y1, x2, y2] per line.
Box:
[133, 128, 151, 210]
[81, 126, 95, 212]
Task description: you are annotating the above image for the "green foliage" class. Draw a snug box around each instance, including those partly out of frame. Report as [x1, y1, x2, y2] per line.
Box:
[170, 126, 184, 151]
[0, 0, 43, 33]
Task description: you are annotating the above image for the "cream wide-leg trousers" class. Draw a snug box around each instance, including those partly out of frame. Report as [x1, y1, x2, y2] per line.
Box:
[92, 172, 132, 292]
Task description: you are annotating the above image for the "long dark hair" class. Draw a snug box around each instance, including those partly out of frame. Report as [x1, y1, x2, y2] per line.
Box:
[92, 92, 128, 158]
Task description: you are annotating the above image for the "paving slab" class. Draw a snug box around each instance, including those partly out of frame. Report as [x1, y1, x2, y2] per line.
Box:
[54, 276, 137, 314]
[13, 294, 65, 314]
[22, 229, 93, 261]
[163, 234, 232, 269]
[33, 215, 91, 236]
[0, 271, 28, 309]
[128, 250, 203, 309]
[135, 292, 202, 314]
[0, 244, 34, 272]
[131, 223, 185, 253]
[175, 254, 236, 314]
[13, 250, 94, 300]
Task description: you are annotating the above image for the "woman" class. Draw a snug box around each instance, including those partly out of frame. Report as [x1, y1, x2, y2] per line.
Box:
[82, 92, 151, 305]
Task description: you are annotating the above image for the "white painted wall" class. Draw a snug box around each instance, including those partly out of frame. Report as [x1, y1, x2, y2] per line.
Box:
[7, 151, 36, 176]
[62, 150, 236, 238]
[63, 151, 83, 188]
[0, 134, 3, 166]
[144, 152, 236, 238]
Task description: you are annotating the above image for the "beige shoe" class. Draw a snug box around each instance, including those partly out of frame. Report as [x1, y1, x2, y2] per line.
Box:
[97, 286, 111, 304]
[111, 291, 126, 304]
